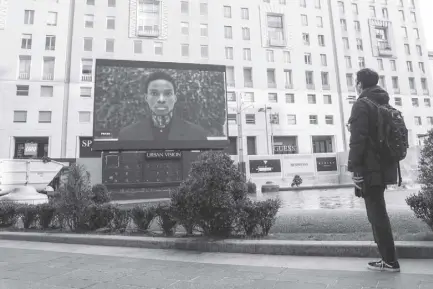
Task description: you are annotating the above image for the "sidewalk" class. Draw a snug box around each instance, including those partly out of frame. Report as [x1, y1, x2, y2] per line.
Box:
[0, 241, 433, 289]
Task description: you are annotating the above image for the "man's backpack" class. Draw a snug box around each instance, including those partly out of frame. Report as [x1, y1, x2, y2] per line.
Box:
[361, 97, 409, 186]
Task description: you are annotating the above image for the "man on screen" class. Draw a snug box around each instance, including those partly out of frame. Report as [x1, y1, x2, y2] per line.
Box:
[118, 71, 208, 141]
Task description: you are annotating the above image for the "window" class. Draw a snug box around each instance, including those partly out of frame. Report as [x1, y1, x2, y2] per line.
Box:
[24, 10, 34, 25]
[392, 76, 400, 90]
[421, 78, 429, 93]
[352, 3, 358, 15]
[241, 8, 249, 20]
[414, 116, 422, 126]
[200, 3, 208, 15]
[41, 86, 53, 97]
[428, 117, 433, 126]
[303, 33, 310, 45]
[300, 0, 306, 8]
[306, 71, 314, 88]
[411, 12, 417, 23]
[267, 69, 276, 88]
[43, 57, 55, 80]
[79, 111, 91, 123]
[38, 111, 52, 123]
[354, 21, 361, 32]
[266, 50, 275, 62]
[312, 136, 334, 153]
[225, 26, 233, 39]
[243, 48, 251, 61]
[324, 95, 332, 104]
[244, 68, 253, 87]
[419, 62, 425, 73]
[343, 37, 350, 49]
[201, 45, 209, 58]
[14, 111, 27, 123]
[268, 93, 278, 103]
[416, 45, 422, 56]
[379, 76, 386, 88]
[80, 87, 92, 98]
[287, 114, 297, 125]
[228, 114, 237, 125]
[407, 61, 413, 72]
[107, 17, 115, 29]
[346, 73, 354, 88]
[150, 42, 162, 56]
[378, 59, 384, 70]
[309, 115, 318, 125]
[304, 53, 312, 65]
[284, 70, 293, 88]
[47, 12, 57, 26]
[308, 94, 316, 104]
[390, 60, 397, 71]
[321, 72, 329, 88]
[284, 51, 291, 63]
[242, 27, 250, 40]
[134, 40, 142, 54]
[270, 113, 279, 125]
[245, 114, 256, 124]
[267, 14, 285, 46]
[18, 56, 31, 80]
[399, 10, 405, 21]
[244, 92, 254, 102]
[369, 6, 376, 17]
[16, 85, 29, 96]
[347, 95, 356, 104]
[108, 0, 116, 7]
[325, 115, 334, 125]
[395, 97, 402, 106]
[318, 35, 325, 46]
[225, 47, 233, 60]
[315, 0, 321, 9]
[358, 57, 365, 68]
[21, 34, 32, 49]
[226, 66, 235, 87]
[412, 98, 419, 107]
[402, 26, 408, 38]
[181, 1, 189, 14]
[286, 93, 295, 103]
[414, 28, 420, 39]
[409, 77, 416, 90]
[356, 38, 363, 51]
[81, 58, 93, 81]
[345, 56, 352, 68]
[106, 39, 115, 52]
[200, 24, 208, 37]
[87, 0, 95, 5]
[320, 54, 327, 66]
[382, 8, 388, 19]
[181, 44, 189, 57]
[340, 19, 347, 31]
[84, 38, 93, 51]
[425, 99, 431, 107]
[224, 6, 231, 18]
[338, 1, 345, 14]
[404, 44, 411, 55]
[301, 14, 308, 26]
[227, 92, 236, 102]
[85, 14, 94, 28]
[317, 16, 323, 27]
[181, 22, 189, 35]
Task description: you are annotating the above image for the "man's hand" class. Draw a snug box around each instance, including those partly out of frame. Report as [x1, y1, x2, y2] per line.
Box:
[352, 173, 364, 190]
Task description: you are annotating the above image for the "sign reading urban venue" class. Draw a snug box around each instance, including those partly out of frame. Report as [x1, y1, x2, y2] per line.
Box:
[92, 59, 229, 151]
[145, 151, 182, 160]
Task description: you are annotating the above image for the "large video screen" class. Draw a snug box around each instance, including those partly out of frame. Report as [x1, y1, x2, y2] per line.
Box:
[93, 59, 228, 151]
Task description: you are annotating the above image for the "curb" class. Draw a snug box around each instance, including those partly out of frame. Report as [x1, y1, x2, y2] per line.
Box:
[1, 232, 433, 259]
[279, 184, 354, 191]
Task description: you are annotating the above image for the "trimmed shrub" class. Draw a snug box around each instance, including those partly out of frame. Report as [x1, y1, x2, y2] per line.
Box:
[91, 184, 111, 205]
[291, 175, 303, 187]
[131, 205, 156, 232]
[0, 202, 18, 228]
[86, 204, 115, 231]
[256, 199, 282, 236]
[246, 181, 257, 195]
[237, 200, 260, 237]
[170, 187, 196, 235]
[111, 207, 130, 233]
[406, 129, 433, 231]
[18, 204, 38, 229]
[37, 203, 56, 229]
[156, 205, 177, 236]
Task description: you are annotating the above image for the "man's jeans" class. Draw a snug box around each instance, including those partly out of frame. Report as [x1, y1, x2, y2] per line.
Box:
[364, 186, 398, 263]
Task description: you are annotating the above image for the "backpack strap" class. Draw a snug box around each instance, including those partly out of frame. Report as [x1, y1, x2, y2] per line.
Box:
[397, 162, 402, 187]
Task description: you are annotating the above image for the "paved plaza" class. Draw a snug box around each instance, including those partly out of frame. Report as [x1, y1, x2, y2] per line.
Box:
[0, 241, 432, 289]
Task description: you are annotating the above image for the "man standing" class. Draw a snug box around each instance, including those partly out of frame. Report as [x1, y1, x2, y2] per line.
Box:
[347, 68, 401, 272]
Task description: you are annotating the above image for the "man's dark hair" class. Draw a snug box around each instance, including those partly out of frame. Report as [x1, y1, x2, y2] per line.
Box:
[356, 68, 379, 89]
[143, 71, 177, 94]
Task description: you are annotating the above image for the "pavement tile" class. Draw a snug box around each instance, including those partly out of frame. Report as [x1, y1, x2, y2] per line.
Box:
[167, 281, 232, 289]
[216, 277, 253, 287]
[189, 275, 225, 285]
[336, 277, 379, 288]
[420, 282, 433, 289]
[0, 279, 72, 289]
[143, 270, 198, 281]
[276, 282, 328, 289]
[0, 271, 54, 282]
[39, 275, 99, 288]
[115, 275, 179, 288]
[236, 279, 278, 289]
[60, 269, 128, 282]
[86, 282, 154, 289]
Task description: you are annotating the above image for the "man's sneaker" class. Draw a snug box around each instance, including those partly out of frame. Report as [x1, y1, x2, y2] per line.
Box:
[367, 260, 400, 272]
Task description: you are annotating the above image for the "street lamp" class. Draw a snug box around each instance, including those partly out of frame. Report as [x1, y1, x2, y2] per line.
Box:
[235, 93, 254, 176]
[258, 105, 273, 155]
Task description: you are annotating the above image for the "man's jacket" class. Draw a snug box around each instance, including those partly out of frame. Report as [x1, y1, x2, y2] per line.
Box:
[348, 86, 398, 186]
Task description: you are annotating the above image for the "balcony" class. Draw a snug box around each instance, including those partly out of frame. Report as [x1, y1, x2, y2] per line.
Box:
[43, 73, 53, 81]
[322, 84, 331, 90]
[285, 83, 293, 89]
[268, 82, 276, 88]
[244, 81, 253, 88]
[423, 89, 429, 95]
[393, 88, 400, 94]
[82, 74, 93, 82]
[19, 72, 29, 80]
[307, 83, 315, 90]
[268, 33, 286, 47]
[377, 40, 393, 56]
[410, 88, 417, 95]
[137, 26, 160, 38]
[227, 81, 235, 88]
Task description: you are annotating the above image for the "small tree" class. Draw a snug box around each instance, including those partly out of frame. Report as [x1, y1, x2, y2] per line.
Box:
[406, 129, 433, 231]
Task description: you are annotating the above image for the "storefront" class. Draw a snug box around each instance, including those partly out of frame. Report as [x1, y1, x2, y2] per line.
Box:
[312, 136, 334, 153]
[273, 136, 298, 154]
[14, 137, 49, 159]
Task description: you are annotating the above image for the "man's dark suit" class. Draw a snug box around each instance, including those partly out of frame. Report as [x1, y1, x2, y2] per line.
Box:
[118, 117, 208, 141]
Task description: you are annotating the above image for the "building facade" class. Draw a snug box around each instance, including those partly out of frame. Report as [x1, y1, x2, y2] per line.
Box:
[0, 0, 432, 160]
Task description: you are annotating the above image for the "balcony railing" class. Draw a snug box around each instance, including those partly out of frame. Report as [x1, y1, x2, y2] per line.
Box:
[410, 88, 417, 95]
[377, 41, 393, 56]
[19, 72, 29, 80]
[227, 81, 235, 88]
[268, 82, 276, 88]
[322, 84, 331, 90]
[393, 88, 400, 94]
[307, 83, 315, 90]
[285, 83, 293, 89]
[82, 74, 93, 82]
[137, 26, 160, 37]
[423, 89, 429, 95]
[244, 81, 253, 88]
[43, 73, 53, 81]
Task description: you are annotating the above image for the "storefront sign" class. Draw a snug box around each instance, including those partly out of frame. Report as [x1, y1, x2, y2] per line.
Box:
[79, 137, 101, 158]
[24, 143, 38, 156]
[282, 155, 315, 176]
[249, 159, 282, 174]
[316, 157, 338, 172]
[145, 151, 182, 160]
[274, 145, 297, 154]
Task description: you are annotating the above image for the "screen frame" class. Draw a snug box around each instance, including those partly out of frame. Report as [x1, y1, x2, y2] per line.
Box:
[92, 59, 229, 151]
